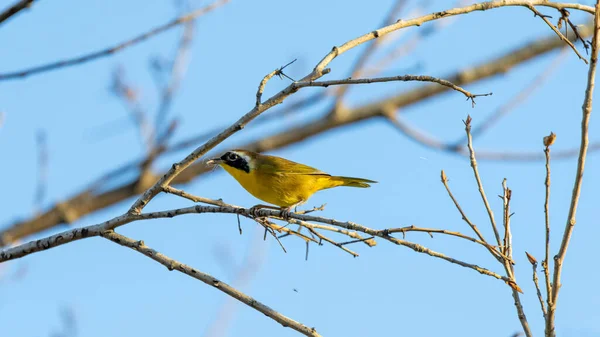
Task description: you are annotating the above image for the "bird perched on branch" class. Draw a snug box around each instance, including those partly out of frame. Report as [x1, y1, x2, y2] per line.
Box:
[207, 149, 376, 214]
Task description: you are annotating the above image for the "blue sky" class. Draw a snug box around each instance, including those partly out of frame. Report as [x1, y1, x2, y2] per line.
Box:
[1, 1, 599, 336]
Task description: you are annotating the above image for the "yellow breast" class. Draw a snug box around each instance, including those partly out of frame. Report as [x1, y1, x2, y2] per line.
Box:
[221, 164, 332, 207]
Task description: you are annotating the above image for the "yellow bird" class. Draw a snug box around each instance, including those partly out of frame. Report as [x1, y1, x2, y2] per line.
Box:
[207, 149, 376, 212]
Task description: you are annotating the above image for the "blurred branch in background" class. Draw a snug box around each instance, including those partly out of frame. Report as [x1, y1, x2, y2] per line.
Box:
[49, 306, 77, 337]
[110, 67, 155, 150]
[204, 228, 267, 337]
[0, 0, 227, 81]
[34, 129, 48, 214]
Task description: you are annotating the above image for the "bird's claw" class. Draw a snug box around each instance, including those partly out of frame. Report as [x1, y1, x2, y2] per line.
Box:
[279, 209, 292, 221]
[249, 206, 264, 219]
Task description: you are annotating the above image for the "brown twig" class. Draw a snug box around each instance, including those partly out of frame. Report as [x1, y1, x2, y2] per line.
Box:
[0, 0, 229, 81]
[548, 3, 600, 336]
[0, 0, 35, 26]
[101, 231, 321, 337]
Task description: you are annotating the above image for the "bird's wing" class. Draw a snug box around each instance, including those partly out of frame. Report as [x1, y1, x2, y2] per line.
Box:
[257, 155, 330, 176]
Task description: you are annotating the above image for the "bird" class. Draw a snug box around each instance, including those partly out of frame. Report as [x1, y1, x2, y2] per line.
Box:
[207, 149, 376, 214]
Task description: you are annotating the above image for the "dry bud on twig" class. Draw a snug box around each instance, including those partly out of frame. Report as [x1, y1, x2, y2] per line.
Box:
[526, 251, 538, 265]
[544, 132, 557, 147]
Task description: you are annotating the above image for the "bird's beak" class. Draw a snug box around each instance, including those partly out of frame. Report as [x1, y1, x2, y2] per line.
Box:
[206, 158, 223, 165]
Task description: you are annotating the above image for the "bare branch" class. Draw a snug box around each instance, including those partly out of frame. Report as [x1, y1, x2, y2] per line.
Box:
[0, 0, 229, 81]
[549, 3, 600, 336]
[101, 231, 321, 337]
[0, 203, 514, 289]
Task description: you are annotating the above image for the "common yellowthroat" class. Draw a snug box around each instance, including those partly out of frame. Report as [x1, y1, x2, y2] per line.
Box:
[207, 150, 376, 212]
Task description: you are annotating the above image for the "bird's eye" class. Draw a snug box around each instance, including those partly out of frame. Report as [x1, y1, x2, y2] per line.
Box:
[227, 153, 239, 161]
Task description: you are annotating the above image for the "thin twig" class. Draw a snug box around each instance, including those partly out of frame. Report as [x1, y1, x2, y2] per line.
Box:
[543, 132, 555, 319]
[299, 75, 491, 106]
[526, 252, 548, 317]
[338, 237, 375, 246]
[0, 0, 228, 81]
[549, 4, 600, 336]
[464, 120, 530, 336]
[440, 170, 503, 262]
[527, 4, 588, 64]
[306, 227, 359, 257]
[300, 223, 377, 247]
[502, 179, 512, 256]
[101, 231, 321, 337]
[163, 185, 229, 207]
[383, 225, 511, 263]
[464, 116, 502, 247]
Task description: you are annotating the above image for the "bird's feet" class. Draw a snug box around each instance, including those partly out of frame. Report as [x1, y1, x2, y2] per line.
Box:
[248, 204, 279, 219]
[279, 208, 292, 221]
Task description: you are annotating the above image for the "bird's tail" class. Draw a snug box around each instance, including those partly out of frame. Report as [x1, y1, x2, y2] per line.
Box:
[330, 176, 377, 188]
